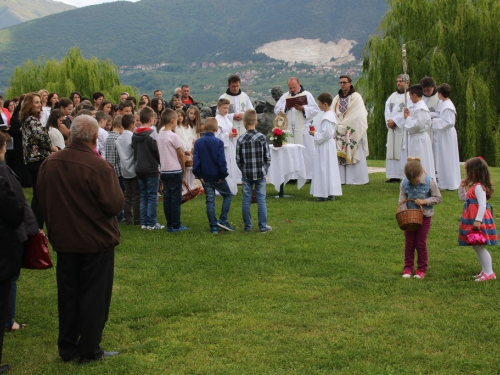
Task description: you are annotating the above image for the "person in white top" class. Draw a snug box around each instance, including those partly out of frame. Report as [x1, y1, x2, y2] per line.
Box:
[38, 89, 51, 127]
[95, 110, 109, 158]
[332, 75, 369, 185]
[403, 84, 436, 181]
[309, 92, 342, 201]
[215, 98, 240, 195]
[385, 75, 410, 182]
[219, 75, 254, 137]
[45, 109, 66, 150]
[174, 109, 196, 188]
[431, 83, 461, 190]
[274, 77, 319, 179]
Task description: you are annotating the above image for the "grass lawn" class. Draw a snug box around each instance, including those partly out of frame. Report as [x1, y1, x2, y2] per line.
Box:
[5, 161, 500, 374]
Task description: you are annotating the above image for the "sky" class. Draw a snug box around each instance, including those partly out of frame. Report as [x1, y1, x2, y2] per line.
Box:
[57, 0, 139, 7]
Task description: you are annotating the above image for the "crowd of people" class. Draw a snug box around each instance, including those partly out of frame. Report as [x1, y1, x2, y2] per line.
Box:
[0, 72, 496, 371]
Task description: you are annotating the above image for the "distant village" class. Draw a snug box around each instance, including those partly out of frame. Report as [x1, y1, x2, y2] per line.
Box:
[120, 60, 361, 86]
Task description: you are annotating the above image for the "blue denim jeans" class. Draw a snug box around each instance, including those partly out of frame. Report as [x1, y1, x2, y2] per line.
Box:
[137, 175, 159, 227]
[5, 243, 23, 329]
[241, 176, 267, 231]
[160, 172, 183, 229]
[202, 180, 233, 228]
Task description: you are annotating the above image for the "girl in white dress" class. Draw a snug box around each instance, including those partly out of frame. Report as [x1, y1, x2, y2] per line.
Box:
[174, 109, 196, 188]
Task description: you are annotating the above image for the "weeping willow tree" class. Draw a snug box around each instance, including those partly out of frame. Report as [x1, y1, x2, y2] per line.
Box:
[6, 47, 138, 103]
[360, 0, 500, 166]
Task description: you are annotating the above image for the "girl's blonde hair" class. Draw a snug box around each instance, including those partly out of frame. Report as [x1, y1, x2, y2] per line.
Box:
[404, 156, 424, 184]
[464, 157, 494, 199]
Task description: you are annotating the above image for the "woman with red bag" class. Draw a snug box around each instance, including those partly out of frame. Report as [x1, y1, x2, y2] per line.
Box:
[0, 130, 38, 373]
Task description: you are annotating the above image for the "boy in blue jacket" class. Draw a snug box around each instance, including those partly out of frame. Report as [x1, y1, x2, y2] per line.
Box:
[193, 117, 234, 233]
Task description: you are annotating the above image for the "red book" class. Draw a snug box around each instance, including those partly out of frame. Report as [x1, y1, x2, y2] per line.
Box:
[286, 95, 308, 108]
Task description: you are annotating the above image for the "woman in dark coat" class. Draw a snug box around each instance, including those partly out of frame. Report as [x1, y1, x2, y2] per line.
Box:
[0, 130, 30, 374]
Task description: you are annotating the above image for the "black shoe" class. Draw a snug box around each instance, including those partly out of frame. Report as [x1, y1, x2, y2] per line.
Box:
[385, 178, 401, 183]
[315, 197, 326, 202]
[327, 195, 335, 201]
[0, 365, 11, 374]
[80, 351, 119, 364]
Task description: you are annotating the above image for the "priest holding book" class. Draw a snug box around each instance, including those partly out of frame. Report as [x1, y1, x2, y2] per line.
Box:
[274, 77, 319, 178]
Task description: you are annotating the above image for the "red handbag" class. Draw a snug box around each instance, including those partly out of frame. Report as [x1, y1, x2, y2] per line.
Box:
[22, 232, 53, 270]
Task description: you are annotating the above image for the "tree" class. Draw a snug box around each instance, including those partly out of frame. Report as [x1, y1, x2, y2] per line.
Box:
[6, 47, 138, 103]
[360, 0, 500, 166]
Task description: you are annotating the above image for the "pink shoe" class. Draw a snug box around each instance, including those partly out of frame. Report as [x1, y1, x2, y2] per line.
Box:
[402, 269, 412, 278]
[473, 271, 486, 279]
[414, 269, 426, 279]
[475, 272, 496, 282]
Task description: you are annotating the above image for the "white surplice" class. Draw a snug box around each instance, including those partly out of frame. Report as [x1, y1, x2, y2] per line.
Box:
[384, 92, 409, 179]
[404, 100, 436, 180]
[431, 99, 460, 190]
[274, 89, 319, 179]
[219, 91, 254, 136]
[310, 110, 342, 198]
[215, 114, 241, 195]
[333, 92, 369, 185]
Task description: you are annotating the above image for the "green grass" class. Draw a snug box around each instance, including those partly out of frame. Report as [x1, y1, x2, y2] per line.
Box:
[5, 162, 500, 374]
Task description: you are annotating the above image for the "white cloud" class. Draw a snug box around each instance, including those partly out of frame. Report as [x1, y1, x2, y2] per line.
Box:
[56, 0, 139, 7]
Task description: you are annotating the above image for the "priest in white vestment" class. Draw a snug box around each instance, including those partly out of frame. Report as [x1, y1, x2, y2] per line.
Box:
[215, 98, 241, 195]
[431, 83, 460, 190]
[333, 75, 369, 185]
[385, 75, 410, 182]
[274, 77, 319, 179]
[310, 93, 342, 200]
[219, 74, 254, 138]
[403, 85, 436, 180]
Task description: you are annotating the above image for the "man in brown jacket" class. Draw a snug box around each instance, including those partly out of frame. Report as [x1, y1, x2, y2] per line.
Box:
[38, 115, 124, 364]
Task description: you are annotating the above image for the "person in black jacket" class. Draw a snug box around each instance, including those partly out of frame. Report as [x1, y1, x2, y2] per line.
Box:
[0, 131, 27, 374]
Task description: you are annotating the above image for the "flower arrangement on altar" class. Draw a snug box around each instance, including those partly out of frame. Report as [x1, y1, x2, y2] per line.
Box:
[267, 127, 290, 147]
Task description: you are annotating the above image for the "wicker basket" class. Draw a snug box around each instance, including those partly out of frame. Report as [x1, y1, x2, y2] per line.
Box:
[182, 180, 202, 204]
[396, 199, 423, 231]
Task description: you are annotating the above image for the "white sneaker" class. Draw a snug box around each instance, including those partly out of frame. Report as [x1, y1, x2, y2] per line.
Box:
[260, 225, 272, 233]
[148, 224, 165, 230]
[141, 225, 147, 230]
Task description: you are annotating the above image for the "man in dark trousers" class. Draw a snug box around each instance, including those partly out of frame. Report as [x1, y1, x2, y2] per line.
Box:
[38, 115, 124, 364]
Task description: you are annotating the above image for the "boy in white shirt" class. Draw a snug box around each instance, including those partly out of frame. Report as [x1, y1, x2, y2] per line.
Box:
[95, 110, 109, 158]
[215, 98, 240, 195]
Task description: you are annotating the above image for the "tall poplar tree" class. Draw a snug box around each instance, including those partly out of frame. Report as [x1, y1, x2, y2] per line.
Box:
[6, 47, 137, 103]
[360, 0, 500, 166]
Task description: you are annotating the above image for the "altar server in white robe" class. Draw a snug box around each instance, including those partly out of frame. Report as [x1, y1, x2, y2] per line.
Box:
[403, 84, 436, 181]
[274, 77, 319, 179]
[385, 75, 410, 182]
[431, 83, 460, 190]
[420, 76, 440, 113]
[219, 74, 254, 138]
[333, 75, 369, 185]
[215, 98, 240, 195]
[309, 92, 342, 201]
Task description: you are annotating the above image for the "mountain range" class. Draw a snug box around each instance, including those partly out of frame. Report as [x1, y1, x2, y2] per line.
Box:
[0, 0, 75, 29]
[0, 0, 388, 92]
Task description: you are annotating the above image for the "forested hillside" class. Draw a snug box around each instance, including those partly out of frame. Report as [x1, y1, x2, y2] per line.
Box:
[0, 0, 388, 89]
[0, 0, 74, 29]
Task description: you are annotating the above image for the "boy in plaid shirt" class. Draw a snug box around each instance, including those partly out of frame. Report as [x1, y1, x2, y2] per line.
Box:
[236, 109, 272, 232]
